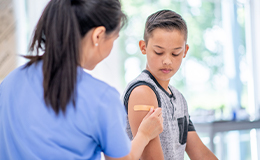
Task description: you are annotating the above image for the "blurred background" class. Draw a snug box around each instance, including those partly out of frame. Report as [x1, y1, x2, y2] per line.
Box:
[0, 0, 260, 159]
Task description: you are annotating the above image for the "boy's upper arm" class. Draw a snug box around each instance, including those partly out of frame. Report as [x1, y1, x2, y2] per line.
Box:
[128, 85, 164, 160]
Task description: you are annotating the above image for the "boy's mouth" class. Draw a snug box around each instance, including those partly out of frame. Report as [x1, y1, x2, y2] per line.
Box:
[160, 69, 172, 74]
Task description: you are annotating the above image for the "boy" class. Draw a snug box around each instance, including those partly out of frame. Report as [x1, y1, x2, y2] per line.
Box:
[122, 10, 218, 160]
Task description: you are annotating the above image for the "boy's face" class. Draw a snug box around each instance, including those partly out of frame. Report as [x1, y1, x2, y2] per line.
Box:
[139, 28, 189, 83]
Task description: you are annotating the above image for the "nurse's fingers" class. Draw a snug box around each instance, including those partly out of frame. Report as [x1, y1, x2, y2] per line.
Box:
[151, 108, 162, 117]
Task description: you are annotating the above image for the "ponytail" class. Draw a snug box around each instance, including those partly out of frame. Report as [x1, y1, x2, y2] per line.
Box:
[25, 0, 80, 114]
[25, 0, 126, 114]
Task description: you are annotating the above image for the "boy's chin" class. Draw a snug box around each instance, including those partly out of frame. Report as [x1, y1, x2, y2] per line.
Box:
[154, 73, 173, 81]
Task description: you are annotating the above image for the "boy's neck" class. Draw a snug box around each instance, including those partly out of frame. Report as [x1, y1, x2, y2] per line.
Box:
[156, 79, 171, 94]
[146, 69, 171, 93]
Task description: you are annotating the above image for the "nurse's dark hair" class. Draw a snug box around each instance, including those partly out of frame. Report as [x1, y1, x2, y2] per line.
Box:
[144, 10, 187, 44]
[24, 0, 126, 114]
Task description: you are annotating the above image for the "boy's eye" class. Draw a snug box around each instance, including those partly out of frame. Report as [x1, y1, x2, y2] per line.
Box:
[155, 51, 163, 55]
[172, 53, 181, 56]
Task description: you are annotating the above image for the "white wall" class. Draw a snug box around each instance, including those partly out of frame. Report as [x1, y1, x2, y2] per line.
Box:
[245, 0, 260, 159]
[245, 0, 260, 120]
[14, 0, 49, 66]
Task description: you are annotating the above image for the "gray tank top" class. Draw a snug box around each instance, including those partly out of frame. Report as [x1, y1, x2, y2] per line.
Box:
[122, 70, 195, 160]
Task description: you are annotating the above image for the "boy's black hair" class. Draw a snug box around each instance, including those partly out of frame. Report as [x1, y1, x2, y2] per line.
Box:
[144, 10, 187, 44]
[24, 0, 127, 114]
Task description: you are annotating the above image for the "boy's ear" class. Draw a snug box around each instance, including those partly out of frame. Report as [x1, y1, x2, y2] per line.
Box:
[183, 44, 189, 58]
[139, 40, 146, 55]
[92, 26, 106, 47]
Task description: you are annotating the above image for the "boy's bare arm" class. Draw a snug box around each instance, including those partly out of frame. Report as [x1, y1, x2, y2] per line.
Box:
[128, 85, 164, 160]
[186, 131, 218, 160]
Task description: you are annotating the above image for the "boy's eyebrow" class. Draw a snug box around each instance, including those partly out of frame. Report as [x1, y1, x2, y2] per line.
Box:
[154, 45, 164, 49]
[153, 45, 183, 50]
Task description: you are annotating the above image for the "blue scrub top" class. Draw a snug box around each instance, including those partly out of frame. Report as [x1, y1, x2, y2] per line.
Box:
[0, 61, 131, 160]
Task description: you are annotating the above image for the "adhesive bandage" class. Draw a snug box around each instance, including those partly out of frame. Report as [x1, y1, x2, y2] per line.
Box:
[134, 105, 154, 111]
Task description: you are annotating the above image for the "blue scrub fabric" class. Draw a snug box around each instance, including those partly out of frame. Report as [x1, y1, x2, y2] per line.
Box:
[0, 61, 131, 160]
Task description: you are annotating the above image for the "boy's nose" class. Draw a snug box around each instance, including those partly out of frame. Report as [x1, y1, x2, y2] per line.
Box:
[162, 57, 172, 65]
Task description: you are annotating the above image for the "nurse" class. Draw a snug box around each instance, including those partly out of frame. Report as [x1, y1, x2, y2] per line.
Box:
[0, 0, 163, 159]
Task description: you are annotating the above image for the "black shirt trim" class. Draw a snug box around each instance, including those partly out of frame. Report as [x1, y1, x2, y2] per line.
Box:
[123, 81, 162, 114]
[143, 70, 176, 99]
[188, 116, 196, 131]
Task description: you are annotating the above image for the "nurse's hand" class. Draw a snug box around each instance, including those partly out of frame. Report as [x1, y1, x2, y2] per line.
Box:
[137, 108, 163, 141]
[105, 108, 163, 160]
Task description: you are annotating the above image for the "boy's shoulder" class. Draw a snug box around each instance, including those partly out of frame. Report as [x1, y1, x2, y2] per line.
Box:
[124, 70, 150, 88]
[132, 70, 149, 81]
[168, 84, 187, 101]
[168, 84, 181, 95]
[121, 70, 157, 102]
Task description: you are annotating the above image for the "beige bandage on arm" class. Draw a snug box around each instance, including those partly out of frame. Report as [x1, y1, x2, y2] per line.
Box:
[134, 105, 154, 111]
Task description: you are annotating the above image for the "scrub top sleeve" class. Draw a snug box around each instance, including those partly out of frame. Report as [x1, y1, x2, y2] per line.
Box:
[97, 87, 131, 158]
[0, 82, 3, 108]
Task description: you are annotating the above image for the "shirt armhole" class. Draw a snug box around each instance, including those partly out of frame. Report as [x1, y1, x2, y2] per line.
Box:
[188, 116, 196, 131]
[123, 81, 161, 114]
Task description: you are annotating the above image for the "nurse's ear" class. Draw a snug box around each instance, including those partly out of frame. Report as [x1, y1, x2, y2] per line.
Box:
[139, 40, 147, 55]
[92, 26, 106, 47]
